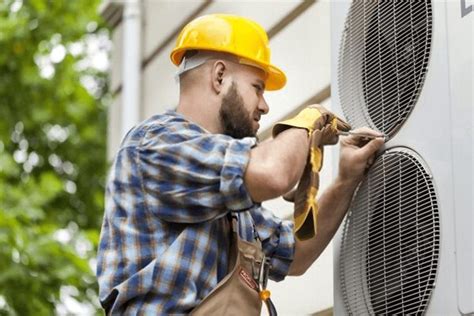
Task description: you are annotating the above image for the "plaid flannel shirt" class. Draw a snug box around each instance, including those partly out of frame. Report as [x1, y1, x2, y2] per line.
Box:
[97, 110, 295, 314]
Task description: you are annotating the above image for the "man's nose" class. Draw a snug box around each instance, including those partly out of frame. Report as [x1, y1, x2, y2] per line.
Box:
[259, 96, 269, 115]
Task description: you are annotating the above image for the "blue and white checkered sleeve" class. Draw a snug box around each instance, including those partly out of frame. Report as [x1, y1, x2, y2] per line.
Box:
[250, 206, 295, 281]
[139, 128, 257, 223]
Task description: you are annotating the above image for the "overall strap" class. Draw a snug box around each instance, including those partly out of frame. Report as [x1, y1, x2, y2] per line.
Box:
[228, 212, 277, 316]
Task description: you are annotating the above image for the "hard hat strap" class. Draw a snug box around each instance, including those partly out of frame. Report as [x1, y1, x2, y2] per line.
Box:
[174, 50, 267, 82]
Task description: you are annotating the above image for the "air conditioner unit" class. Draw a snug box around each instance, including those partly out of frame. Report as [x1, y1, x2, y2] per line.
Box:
[331, 1, 473, 315]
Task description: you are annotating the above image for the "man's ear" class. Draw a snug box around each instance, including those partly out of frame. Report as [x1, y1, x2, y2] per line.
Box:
[211, 60, 227, 94]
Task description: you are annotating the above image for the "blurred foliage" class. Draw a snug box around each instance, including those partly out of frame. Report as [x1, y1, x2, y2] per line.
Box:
[0, 0, 109, 314]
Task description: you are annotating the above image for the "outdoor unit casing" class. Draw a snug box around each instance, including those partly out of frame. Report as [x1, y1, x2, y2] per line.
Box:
[331, 1, 473, 315]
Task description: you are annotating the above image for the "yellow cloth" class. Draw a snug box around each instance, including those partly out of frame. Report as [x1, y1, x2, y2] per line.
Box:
[272, 107, 324, 137]
[273, 105, 351, 240]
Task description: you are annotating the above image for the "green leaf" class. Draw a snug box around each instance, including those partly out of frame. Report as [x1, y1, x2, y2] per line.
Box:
[0, 0, 108, 313]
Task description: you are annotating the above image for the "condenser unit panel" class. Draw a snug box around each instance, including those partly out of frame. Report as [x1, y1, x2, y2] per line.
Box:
[338, 1, 432, 137]
[332, 1, 472, 314]
[446, 1, 473, 313]
[339, 148, 440, 315]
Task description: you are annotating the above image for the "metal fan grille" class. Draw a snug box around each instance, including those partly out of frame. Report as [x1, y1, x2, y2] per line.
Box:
[338, 1, 432, 137]
[339, 148, 440, 315]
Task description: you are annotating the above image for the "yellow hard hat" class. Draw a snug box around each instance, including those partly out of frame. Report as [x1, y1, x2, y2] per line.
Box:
[170, 14, 286, 91]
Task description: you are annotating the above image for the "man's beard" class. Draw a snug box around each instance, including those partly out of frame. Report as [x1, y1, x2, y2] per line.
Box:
[219, 82, 256, 139]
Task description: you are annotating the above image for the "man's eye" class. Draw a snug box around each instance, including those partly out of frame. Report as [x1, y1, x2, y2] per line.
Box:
[253, 84, 262, 93]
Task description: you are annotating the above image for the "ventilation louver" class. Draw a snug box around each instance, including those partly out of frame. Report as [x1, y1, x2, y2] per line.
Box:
[338, 1, 432, 137]
[339, 148, 440, 315]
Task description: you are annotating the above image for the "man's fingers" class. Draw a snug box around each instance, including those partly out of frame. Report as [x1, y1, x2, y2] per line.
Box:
[358, 137, 385, 160]
[350, 126, 383, 136]
[340, 126, 385, 161]
[342, 127, 385, 146]
[339, 126, 385, 182]
[367, 154, 375, 165]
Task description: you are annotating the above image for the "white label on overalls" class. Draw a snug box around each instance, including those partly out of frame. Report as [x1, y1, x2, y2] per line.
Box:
[239, 267, 258, 291]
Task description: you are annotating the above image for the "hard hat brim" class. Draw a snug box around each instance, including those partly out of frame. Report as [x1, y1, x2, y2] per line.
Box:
[264, 63, 287, 91]
[171, 47, 286, 91]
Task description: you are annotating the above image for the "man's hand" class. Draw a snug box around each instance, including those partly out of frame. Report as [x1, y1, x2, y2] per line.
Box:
[338, 126, 385, 184]
[273, 105, 351, 240]
[288, 126, 385, 275]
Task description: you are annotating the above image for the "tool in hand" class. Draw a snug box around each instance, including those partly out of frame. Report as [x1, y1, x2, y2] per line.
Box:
[338, 130, 389, 141]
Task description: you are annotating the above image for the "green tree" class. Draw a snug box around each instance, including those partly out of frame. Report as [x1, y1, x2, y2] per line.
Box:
[0, 0, 109, 314]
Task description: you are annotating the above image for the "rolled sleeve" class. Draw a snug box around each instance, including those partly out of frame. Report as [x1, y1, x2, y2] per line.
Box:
[249, 206, 295, 281]
[139, 121, 257, 223]
[266, 221, 294, 281]
[220, 139, 255, 210]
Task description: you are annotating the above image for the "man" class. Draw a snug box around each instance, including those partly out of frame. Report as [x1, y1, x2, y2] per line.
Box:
[97, 14, 384, 314]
